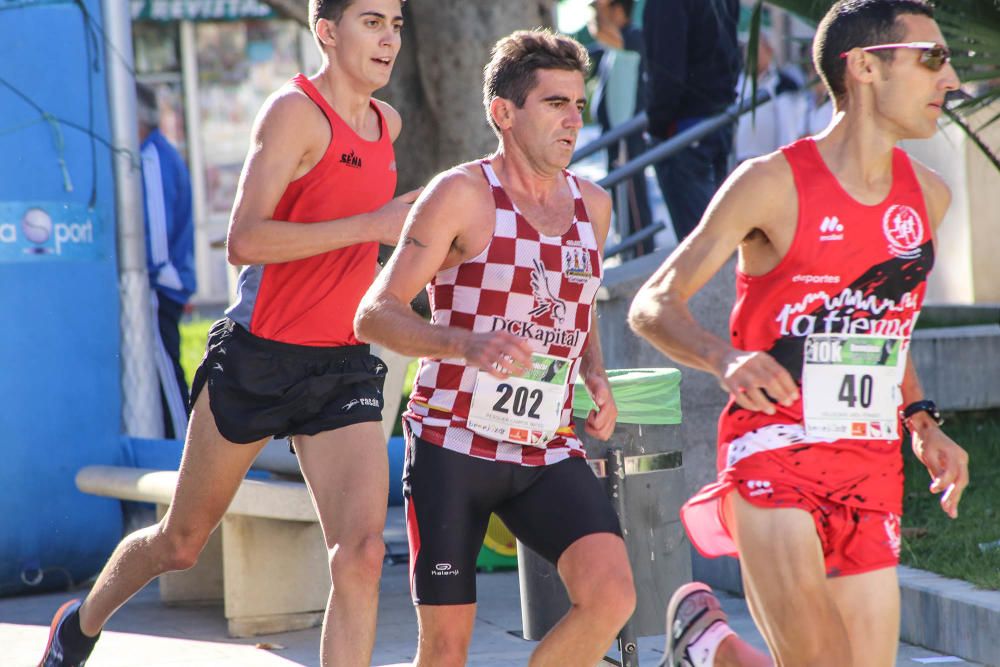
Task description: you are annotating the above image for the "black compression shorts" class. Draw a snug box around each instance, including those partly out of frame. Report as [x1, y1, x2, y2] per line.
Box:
[403, 434, 621, 605]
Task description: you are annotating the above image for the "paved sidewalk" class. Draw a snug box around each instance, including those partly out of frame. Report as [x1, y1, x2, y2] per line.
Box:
[0, 561, 981, 666]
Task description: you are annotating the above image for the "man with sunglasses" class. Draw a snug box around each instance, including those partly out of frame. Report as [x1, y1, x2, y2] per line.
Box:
[628, 2, 969, 666]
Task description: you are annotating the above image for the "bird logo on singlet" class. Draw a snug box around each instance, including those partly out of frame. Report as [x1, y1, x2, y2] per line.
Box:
[529, 258, 567, 325]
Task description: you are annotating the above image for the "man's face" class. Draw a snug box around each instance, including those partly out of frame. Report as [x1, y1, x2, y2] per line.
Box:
[506, 68, 586, 170]
[319, 0, 403, 91]
[870, 14, 960, 139]
[590, 0, 624, 31]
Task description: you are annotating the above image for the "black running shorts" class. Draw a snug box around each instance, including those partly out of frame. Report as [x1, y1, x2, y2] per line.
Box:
[190, 318, 387, 444]
[403, 434, 622, 605]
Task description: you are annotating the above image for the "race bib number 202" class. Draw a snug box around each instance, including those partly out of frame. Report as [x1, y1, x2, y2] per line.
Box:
[467, 353, 573, 447]
[802, 334, 907, 440]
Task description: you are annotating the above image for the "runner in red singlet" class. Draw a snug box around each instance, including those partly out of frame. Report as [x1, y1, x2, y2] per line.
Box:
[39, 2, 416, 666]
[356, 29, 636, 666]
[628, 2, 969, 666]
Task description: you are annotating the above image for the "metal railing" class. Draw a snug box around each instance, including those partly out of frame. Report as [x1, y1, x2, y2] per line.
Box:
[574, 89, 774, 259]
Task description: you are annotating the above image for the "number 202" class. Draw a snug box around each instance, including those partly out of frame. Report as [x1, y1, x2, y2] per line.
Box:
[493, 383, 543, 418]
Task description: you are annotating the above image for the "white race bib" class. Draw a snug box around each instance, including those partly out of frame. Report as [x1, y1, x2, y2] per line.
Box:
[467, 353, 573, 447]
[802, 334, 907, 440]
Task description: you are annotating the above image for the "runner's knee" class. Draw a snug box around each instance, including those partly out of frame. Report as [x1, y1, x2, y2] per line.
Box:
[156, 524, 212, 572]
[570, 559, 636, 624]
[416, 627, 471, 667]
[329, 532, 385, 586]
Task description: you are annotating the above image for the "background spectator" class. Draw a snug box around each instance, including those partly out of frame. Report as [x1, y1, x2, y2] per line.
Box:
[588, 0, 653, 251]
[734, 31, 803, 162]
[643, 0, 742, 242]
[136, 81, 197, 439]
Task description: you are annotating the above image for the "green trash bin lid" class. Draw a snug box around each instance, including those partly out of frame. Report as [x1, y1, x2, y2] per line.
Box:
[572, 368, 682, 425]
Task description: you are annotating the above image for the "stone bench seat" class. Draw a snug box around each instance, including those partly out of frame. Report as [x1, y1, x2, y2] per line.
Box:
[76, 465, 329, 638]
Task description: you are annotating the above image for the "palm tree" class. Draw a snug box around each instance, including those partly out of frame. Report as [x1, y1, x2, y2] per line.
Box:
[746, 0, 1000, 170]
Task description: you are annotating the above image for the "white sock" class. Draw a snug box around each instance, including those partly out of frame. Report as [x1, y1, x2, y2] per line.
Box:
[686, 620, 735, 667]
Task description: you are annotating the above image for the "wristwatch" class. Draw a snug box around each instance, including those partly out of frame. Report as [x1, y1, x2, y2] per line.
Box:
[902, 399, 944, 432]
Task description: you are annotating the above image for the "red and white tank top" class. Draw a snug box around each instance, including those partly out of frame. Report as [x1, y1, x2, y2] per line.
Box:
[404, 160, 603, 466]
[227, 73, 397, 346]
[717, 138, 934, 491]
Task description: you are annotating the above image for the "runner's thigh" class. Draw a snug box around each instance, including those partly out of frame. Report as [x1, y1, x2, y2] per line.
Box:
[828, 566, 899, 667]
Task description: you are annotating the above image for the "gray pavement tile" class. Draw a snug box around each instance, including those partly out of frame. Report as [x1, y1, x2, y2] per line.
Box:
[0, 546, 986, 666]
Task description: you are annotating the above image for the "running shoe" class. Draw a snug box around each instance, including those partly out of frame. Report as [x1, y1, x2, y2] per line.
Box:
[39, 598, 93, 667]
[661, 582, 730, 667]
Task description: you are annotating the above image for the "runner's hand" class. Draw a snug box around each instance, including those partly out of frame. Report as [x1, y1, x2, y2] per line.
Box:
[583, 372, 617, 441]
[376, 187, 423, 245]
[461, 331, 533, 379]
[912, 425, 969, 519]
[716, 350, 799, 415]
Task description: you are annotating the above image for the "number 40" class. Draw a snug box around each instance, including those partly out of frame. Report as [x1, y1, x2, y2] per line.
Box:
[838, 374, 873, 408]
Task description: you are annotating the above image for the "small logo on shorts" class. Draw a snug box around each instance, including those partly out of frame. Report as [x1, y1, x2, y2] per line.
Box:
[432, 563, 460, 576]
[342, 397, 379, 411]
[746, 479, 773, 497]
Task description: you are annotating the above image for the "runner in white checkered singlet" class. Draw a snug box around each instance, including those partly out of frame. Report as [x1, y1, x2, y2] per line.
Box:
[404, 158, 602, 466]
[355, 29, 635, 666]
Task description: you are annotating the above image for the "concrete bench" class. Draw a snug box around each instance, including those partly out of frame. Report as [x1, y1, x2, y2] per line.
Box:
[76, 465, 329, 638]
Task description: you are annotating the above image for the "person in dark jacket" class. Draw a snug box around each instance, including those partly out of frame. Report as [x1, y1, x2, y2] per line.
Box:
[643, 0, 741, 242]
[589, 0, 653, 252]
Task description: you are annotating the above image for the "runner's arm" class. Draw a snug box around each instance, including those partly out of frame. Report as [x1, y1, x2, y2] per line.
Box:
[226, 90, 418, 265]
[354, 169, 533, 376]
[577, 180, 616, 438]
[627, 156, 800, 413]
[901, 356, 969, 518]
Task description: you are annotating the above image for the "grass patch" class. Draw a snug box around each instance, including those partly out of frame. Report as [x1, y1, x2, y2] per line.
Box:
[901, 409, 1000, 589]
[180, 317, 214, 387]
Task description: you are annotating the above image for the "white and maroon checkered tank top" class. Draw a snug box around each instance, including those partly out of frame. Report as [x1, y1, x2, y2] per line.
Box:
[403, 160, 603, 466]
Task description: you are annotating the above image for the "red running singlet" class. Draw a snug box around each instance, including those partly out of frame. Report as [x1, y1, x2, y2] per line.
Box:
[682, 138, 935, 558]
[227, 74, 397, 346]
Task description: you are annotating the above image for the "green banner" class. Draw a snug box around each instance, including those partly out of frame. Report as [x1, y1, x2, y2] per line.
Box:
[131, 0, 276, 21]
[573, 368, 682, 425]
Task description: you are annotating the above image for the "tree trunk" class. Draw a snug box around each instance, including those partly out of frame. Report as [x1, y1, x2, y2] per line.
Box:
[383, 1, 557, 191]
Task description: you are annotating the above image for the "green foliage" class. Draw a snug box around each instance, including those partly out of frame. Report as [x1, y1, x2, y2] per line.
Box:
[179, 317, 213, 389]
[748, 0, 1000, 167]
[902, 410, 1000, 589]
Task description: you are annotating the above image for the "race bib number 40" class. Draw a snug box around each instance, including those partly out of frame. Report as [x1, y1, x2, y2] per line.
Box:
[802, 334, 907, 440]
[467, 353, 573, 447]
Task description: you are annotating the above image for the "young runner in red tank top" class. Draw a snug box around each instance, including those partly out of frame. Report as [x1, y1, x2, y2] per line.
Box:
[629, 2, 969, 666]
[39, 3, 417, 666]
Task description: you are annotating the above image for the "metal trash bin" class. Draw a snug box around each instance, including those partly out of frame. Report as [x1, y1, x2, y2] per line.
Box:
[518, 369, 691, 648]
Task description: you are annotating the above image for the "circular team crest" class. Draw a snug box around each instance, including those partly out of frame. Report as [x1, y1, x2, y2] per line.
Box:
[882, 204, 924, 259]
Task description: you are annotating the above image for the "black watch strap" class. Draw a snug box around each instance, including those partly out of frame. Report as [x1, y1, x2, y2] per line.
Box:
[902, 399, 944, 428]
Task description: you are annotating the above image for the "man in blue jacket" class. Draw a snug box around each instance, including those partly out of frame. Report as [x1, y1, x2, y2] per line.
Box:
[643, 0, 741, 242]
[137, 82, 197, 439]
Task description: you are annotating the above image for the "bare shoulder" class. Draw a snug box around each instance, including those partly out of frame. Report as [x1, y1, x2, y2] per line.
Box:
[908, 156, 952, 228]
[705, 149, 795, 233]
[373, 98, 403, 142]
[417, 162, 493, 218]
[573, 175, 612, 215]
[730, 149, 795, 199]
[253, 85, 327, 145]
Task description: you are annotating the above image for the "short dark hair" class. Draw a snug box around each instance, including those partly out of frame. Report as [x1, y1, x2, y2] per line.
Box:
[611, 0, 635, 19]
[308, 0, 405, 34]
[483, 29, 590, 134]
[813, 0, 935, 103]
[135, 81, 159, 127]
